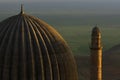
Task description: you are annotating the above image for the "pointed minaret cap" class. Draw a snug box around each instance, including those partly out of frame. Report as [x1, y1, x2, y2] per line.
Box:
[20, 4, 24, 14]
[92, 25, 101, 36]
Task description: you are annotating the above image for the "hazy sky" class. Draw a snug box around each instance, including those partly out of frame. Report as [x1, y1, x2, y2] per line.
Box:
[0, 0, 120, 2]
[0, 0, 120, 15]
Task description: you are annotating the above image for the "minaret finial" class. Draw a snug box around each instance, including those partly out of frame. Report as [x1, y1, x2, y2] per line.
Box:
[20, 4, 24, 14]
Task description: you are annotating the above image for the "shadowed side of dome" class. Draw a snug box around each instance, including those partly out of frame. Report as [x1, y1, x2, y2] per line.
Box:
[0, 8, 78, 80]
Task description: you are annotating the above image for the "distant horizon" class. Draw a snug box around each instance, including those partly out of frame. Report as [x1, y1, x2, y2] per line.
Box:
[0, 0, 120, 3]
[0, 1, 120, 16]
[0, 0, 120, 2]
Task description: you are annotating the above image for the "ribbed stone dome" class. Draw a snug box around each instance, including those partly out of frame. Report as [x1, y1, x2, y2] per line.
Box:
[0, 6, 78, 80]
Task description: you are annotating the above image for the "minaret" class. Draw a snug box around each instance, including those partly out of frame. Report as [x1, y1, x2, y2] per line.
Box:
[90, 26, 102, 80]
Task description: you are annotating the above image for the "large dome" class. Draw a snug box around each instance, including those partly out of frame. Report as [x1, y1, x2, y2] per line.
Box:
[0, 6, 78, 80]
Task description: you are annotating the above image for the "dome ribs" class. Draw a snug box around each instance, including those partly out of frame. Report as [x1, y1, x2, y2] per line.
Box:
[30, 18, 61, 80]
[11, 15, 22, 80]
[0, 16, 17, 80]
[0, 18, 11, 34]
[25, 15, 53, 80]
[39, 29, 61, 80]
[25, 16, 48, 80]
[30, 16, 77, 80]
[1, 15, 20, 80]
[32, 18, 66, 80]
[19, 16, 27, 80]
[0, 17, 15, 72]
[35, 19, 66, 80]
[38, 26, 64, 80]
[0, 16, 17, 47]
[0, 16, 15, 33]
[23, 15, 36, 80]
[34, 18, 78, 80]
[23, 15, 45, 80]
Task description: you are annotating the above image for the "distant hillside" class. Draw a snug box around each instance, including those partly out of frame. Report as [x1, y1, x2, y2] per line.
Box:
[75, 44, 120, 80]
[75, 56, 90, 80]
[103, 44, 120, 80]
[103, 44, 120, 61]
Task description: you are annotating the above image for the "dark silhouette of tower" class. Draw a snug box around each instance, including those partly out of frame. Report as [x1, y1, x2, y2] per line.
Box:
[90, 26, 102, 80]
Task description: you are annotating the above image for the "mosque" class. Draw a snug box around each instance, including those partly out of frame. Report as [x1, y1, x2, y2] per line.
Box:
[0, 5, 102, 80]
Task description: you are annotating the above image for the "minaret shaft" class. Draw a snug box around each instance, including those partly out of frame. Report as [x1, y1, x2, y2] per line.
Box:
[90, 27, 102, 80]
